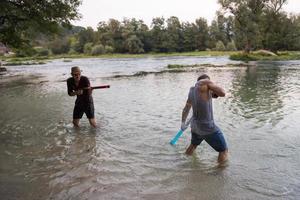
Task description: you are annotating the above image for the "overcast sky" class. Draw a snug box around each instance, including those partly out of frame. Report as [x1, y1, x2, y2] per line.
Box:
[72, 0, 300, 29]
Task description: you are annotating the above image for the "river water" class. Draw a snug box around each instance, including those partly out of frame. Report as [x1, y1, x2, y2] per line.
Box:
[0, 56, 300, 200]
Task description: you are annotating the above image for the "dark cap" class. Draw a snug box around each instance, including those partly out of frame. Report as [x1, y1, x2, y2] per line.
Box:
[71, 66, 81, 73]
[197, 74, 210, 81]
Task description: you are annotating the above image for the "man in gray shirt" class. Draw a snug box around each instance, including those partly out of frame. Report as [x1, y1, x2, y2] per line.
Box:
[181, 74, 228, 163]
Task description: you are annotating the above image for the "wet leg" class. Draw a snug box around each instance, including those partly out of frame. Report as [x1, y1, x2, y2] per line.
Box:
[185, 144, 197, 156]
[88, 118, 97, 128]
[218, 149, 228, 163]
[73, 119, 80, 128]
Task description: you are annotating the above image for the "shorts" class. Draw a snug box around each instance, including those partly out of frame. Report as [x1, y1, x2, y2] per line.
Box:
[73, 103, 95, 119]
[191, 130, 227, 152]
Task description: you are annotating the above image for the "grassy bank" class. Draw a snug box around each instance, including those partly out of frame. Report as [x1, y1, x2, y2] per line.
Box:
[1, 51, 300, 66]
[167, 63, 254, 69]
[1, 51, 236, 66]
[230, 51, 300, 62]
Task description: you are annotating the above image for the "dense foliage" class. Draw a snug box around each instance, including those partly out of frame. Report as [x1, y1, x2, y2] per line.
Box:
[0, 0, 82, 49]
[219, 0, 300, 52]
[1, 0, 300, 56]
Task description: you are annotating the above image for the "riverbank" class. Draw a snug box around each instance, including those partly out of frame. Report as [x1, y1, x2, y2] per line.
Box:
[1, 50, 300, 66]
[167, 63, 254, 69]
[0, 51, 237, 66]
[230, 51, 300, 62]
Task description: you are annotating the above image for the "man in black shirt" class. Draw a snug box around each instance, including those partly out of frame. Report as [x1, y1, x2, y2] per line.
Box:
[67, 66, 96, 128]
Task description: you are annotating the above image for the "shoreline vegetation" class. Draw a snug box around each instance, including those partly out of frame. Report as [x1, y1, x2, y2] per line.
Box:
[230, 51, 300, 62]
[3, 1, 300, 70]
[167, 63, 254, 69]
[1, 51, 300, 67]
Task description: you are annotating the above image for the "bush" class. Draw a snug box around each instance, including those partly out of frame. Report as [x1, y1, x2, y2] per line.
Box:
[215, 41, 226, 51]
[34, 47, 50, 56]
[68, 49, 77, 55]
[83, 42, 93, 54]
[167, 64, 184, 69]
[49, 38, 70, 55]
[91, 44, 105, 55]
[15, 47, 36, 57]
[70, 41, 82, 53]
[105, 45, 114, 53]
[125, 35, 144, 54]
[226, 41, 237, 51]
[229, 53, 257, 61]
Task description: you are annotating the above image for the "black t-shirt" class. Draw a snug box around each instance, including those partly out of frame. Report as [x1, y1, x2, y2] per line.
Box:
[67, 76, 93, 106]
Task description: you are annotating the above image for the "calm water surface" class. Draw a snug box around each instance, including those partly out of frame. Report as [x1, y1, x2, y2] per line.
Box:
[0, 56, 300, 200]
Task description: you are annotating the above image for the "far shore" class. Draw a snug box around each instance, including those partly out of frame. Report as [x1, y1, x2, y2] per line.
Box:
[1, 51, 300, 66]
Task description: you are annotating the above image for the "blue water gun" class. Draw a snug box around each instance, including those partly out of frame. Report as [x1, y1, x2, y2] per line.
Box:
[170, 117, 192, 145]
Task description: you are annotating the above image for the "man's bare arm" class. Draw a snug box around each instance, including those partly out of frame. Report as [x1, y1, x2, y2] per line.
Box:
[182, 101, 192, 123]
[208, 82, 225, 97]
[197, 79, 225, 97]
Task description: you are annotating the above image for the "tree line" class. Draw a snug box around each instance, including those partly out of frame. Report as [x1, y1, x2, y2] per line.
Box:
[1, 0, 300, 57]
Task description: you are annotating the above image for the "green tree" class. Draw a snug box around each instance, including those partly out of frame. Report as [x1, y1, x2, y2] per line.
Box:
[48, 37, 70, 55]
[91, 44, 105, 55]
[104, 45, 114, 53]
[209, 20, 219, 48]
[260, 0, 289, 52]
[125, 35, 144, 53]
[215, 40, 226, 51]
[219, 0, 265, 53]
[107, 19, 125, 53]
[224, 16, 235, 45]
[182, 22, 197, 51]
[75, 27, 96, 53]
[165, 16, 183, 52]
[194, 18, 210, 50]
[285, 15, 300, 50]
[96, 21, 113, 47]
[83, 42, 93, 54]
[0, 0, 81, 49]
[150, 17, 168, 52]
[122, 18, 149, 52]
[226, 40, 237, 51]
[209, 12, 230, 48]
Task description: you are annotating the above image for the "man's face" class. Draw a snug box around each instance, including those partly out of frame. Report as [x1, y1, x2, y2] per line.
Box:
[71, 71, 81, 82]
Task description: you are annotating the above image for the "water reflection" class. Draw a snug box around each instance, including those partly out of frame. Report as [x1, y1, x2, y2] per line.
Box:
[230, 65, 284, 126]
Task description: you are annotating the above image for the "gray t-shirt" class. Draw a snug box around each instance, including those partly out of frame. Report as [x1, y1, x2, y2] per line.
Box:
[188, 84, 219, 135]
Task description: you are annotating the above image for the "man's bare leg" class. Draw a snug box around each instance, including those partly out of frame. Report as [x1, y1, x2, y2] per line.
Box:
[185, 144, 197, 156]
[73, 119, 80, 128]
[88, 118, 97, 128]
[218, 149, 228, 163]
